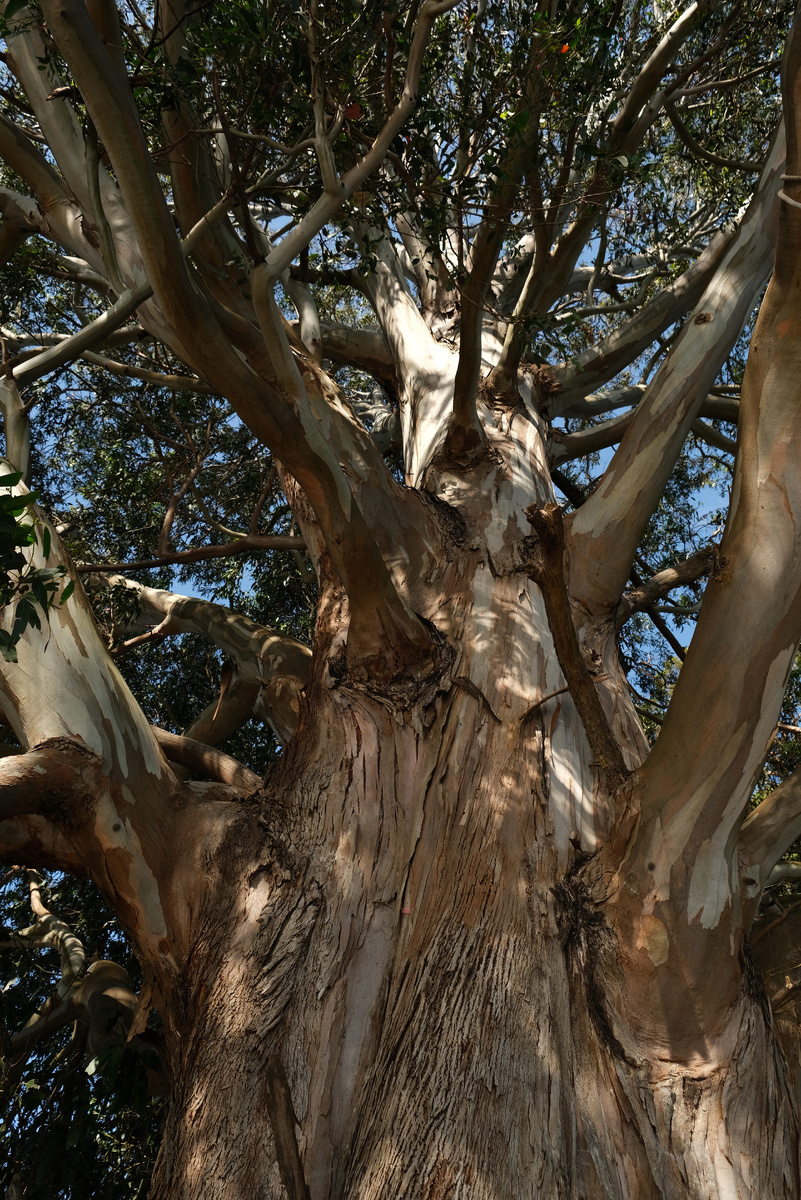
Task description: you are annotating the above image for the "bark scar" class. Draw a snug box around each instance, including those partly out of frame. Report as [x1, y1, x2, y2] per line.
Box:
[451, 675, 502, 723]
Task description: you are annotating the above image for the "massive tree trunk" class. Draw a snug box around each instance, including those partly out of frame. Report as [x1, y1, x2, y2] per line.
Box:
[4, 2, 801, 1197]
[141, 514, 799, 1200]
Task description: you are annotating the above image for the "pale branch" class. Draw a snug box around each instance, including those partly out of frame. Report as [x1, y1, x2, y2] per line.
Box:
[38, 254, 113, 292]
[13, 282, 154, 387]
[2, 323, 149, 355]
[4, 991, 78, 1059]
[616, 546, 717, 624]
[151, 727, 260, 793]
[75, 535, 305, 574]
[560, 246, 708, 301]
[549, 395, 739, 465]
[347, 386, 401, 456]
[700, 395, 740, 423]
[548, 411, 635, 466]
[249, 264, 434, 667]
[665, 99, 768, 173]
[627, 33, 801, 927]
[0, 377, 30, 481]
[566, 129, 784, 614]
[9, 188, 236, 389]
[37, 1, 283, 420]
[682, 64, 777, 100]
[740, 768, 801, 899]
[182, 681, 263, 750]
[261, 0, 461, 284]
[556, 384, 647, 420]
[393, 209, 449, 316]
[0, 815, 85, 875]
[0, 186, 48, 264]
[91, 573, 311, 744]
[691, 418, 737, 454]
[766, 862, 801, 886]
[491, 3, 710, 379]
[84, 116, 125, 294]
[0, 112, 74, 214]
[550, 229, 734, 415]
[0, 743, 101, 823]
[309, 322, 398, 397]
[79, 351, 214, 393]
[351, 220, 455, 483]
[611, 2, 709, 147]
[0, 474, 180, 925]
[526, 502, 628, 791]
[5, 12, 96, 212]
[2, 872, 139, 1065]
[550, 467, 689, 662]
[23, 870, 86, 987]
[283, 273, 323, 364]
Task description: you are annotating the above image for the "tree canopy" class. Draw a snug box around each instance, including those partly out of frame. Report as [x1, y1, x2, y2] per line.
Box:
[2, 2, 801, 1197]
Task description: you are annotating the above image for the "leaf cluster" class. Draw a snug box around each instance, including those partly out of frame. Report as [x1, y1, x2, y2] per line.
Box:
[0, 471, 73, 662]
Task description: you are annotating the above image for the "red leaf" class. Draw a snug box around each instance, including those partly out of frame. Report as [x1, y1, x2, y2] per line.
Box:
[344, 102, 362, 120]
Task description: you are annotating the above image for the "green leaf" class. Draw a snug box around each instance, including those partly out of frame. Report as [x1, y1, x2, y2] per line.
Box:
[0, 631, 18, 663]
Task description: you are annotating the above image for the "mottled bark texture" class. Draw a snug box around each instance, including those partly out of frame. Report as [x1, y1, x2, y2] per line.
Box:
[3, 1, 801, 1197]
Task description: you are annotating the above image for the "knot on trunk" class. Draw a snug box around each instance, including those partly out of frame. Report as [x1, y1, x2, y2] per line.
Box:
[327, 613, 455, 726]
[553, 873, 639, 1066]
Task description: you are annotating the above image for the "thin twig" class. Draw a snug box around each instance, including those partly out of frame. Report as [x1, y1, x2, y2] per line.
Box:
[76, 534, 304, 574]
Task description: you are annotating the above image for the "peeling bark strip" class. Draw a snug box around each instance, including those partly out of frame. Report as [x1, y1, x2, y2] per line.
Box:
[526, 502, 628, 790]
[264, 1056, 311, 1200]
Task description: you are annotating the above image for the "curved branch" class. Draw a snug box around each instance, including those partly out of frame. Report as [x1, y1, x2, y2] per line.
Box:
[611, 3, 707, 145]
[262, 0, 461, 282]
[0, 815, 85, 874]
[151, 727, 260, 792]
[93, 573, 311, 744]
[14, 282, 154, 386]
[550, 230, 734, 415]
[616, 546, 717, 624]
[549, 410, 636, 466]
[352, 220, 455, 483]
[79, 351, 214, 393]
[665, 99, 767, 173]
[740, 768, 801, 903]
[691, 417, 736, 454]
[0, 742, 102, 823]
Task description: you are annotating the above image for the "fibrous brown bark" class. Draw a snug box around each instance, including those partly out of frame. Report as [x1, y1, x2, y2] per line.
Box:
[3, 2, 801, 1198]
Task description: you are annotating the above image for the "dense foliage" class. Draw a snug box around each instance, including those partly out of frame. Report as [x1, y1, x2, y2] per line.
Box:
[1, 0, 800, 1193]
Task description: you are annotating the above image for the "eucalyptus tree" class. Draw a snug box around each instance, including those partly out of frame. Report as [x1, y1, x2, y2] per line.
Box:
[1, 1, 801, 1197]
